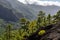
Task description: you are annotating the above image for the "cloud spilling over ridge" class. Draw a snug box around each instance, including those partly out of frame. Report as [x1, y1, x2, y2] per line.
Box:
[17, 0, 60, 6]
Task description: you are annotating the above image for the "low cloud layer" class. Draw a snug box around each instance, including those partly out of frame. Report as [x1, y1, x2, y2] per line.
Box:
[18, 0, 60, 6]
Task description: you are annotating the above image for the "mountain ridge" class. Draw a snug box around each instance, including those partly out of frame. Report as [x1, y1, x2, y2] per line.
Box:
[0, 0, 60, 22]
[0, 0, 36, 22]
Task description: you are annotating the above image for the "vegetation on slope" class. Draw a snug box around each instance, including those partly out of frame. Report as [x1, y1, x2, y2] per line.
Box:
[0, 10, 60, 40]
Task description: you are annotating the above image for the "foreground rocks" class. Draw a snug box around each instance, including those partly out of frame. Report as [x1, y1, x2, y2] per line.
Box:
[26, 22, 60, 40]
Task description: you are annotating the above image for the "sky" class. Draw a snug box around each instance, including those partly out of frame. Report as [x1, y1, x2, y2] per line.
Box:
[18, 0, 60, 6]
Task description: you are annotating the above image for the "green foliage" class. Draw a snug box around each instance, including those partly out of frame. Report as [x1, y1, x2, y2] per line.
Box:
[0, 10, 60, 40]
[47, 14, 52, 24]
[38, 30, 46, 35]
[37, 11, 46, 28]
[53, 10, 60, 22]
[20, 18, 27, 24]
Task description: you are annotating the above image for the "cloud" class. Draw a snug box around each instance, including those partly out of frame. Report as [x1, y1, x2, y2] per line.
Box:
[18, 0, 38, 4]
[18, 0, 26, 4]
[17, 0, 60, 6]
[36, 1, 60, 6]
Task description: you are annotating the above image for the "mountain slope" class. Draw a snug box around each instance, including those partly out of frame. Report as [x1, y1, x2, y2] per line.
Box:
[28, 4, 60, 15]
[7, 0, 60, 16]
[0, 5, 18, 22]
[0, 0, 60, 22]
[0, 0, 36, 22]
[7, 0, 36, 20]
[17, 0, 60, 15]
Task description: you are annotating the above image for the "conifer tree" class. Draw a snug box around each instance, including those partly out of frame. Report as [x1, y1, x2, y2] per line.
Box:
[5, 24, 12, 40]
[37, 11, 45, 28]
[47, 14, 51, 24]
[53, 10, 60, 23]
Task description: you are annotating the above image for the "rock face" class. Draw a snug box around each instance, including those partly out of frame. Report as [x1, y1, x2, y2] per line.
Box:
[41, 24, 60, 40]
[26, 22, 60, 40]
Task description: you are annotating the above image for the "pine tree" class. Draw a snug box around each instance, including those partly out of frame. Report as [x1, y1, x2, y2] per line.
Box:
[43, 17, 47, 26]
[47, 14, 51, 25]
[37, 11, 45, 28]
[5, 24, 12, 40]
[19, 18, 29, 40]
[53, 10, 60, 23]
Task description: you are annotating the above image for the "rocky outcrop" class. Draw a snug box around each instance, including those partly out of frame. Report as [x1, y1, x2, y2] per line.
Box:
[26, 22, 60, 40]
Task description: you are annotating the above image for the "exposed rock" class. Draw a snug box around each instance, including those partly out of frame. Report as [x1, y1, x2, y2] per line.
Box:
[26, 22, 60, 40]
